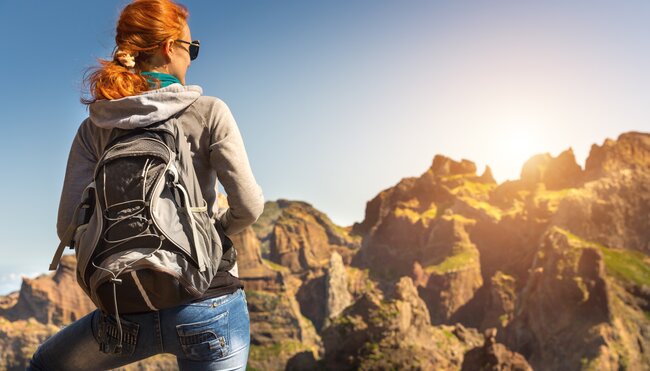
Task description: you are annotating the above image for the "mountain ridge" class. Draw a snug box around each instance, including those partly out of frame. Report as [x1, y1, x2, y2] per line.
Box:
[0, 130, 647, 370]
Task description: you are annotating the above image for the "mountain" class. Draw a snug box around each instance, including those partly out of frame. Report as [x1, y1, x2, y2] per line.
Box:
[0, 131, 648, 370]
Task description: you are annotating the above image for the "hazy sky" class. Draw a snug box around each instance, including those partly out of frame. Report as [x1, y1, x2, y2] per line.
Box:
[0, 0, 648, 293]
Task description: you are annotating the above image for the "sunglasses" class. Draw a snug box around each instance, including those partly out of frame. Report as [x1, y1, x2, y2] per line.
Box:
[174, 39, 200, 60]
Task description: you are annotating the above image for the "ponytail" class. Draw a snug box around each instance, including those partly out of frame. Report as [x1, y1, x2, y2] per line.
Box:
[80, 0, 189, 105]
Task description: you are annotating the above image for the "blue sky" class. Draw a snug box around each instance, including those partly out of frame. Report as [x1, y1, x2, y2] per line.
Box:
[0, 0, 649, 294]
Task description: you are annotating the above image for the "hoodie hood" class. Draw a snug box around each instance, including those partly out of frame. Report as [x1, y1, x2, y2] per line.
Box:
[89, 83, 203, 129]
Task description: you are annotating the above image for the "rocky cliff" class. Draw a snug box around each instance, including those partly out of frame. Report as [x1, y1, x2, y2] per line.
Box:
[1, 130, 648, 370]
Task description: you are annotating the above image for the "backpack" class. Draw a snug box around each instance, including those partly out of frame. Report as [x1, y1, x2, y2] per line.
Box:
[49, 111, 235, 352]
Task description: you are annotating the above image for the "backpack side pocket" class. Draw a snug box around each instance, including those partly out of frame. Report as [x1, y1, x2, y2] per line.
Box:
[190, 199, 224, 274]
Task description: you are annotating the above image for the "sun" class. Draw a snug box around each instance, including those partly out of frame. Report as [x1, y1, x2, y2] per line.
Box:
[503, 126, 536, 159]
[491, 116, 547, 181]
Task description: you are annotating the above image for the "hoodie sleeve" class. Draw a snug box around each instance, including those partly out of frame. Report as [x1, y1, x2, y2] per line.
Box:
[56, 120, 97, 240]
[208, 99, 265, 236]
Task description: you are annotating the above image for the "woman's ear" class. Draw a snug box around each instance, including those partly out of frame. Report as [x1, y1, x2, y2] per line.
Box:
[162, 38, 175, 60]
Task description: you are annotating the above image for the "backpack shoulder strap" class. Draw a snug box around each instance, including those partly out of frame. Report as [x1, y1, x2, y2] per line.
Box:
[50, 182, 96, 270]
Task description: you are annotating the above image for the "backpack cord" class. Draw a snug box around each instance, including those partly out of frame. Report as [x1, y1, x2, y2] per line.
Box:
[92, 238, 162, 354]
[91, 158, 163, 353]
[111, 277, 123, 353]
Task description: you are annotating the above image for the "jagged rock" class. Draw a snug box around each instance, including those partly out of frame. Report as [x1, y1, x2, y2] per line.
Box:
[585, 131, 650, 180]
[247, 272, 321, 371]
[325, 252, 352, 321]
[350, 189, 390, 237]
[241, 198, 361, 370]
[321, 276, 483, 370]
[231, 225, 283, 292]
[0, 291, 18, 311]
[0, 256, 180, 370]
[5, 255, 95, 326]
[479, 165, 497, 184]
[295, 272, 328, 334]
[462, 328, 532, 371]
[251, 199, 302, 260]
[416, 217, 483, 325]
[480, 271, 516, 331]
[269, 200, 360, 273]
[0, 318, 58, 371]
[393, 276, 432, 330]
[552, 168, 650, 254]
[2, 131, 649, 371]
[520, 148, 584, 190]
[352, 155, 494, 237]
[111, 354, 178, 370]
[431, 155, 478, 177]
[419, 259, 483, 325]
[352, 155, 492, 282]
[505, 226, 650, 370]
[354, 193, 431, 278]
[250, 200, 285, 241]
[350, 155, 497, 328]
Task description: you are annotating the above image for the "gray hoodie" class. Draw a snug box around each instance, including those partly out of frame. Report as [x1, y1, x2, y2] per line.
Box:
[57, 83, 265, 275]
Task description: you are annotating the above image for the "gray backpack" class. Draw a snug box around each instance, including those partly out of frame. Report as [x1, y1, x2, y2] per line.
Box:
[50, 113, 230, 352]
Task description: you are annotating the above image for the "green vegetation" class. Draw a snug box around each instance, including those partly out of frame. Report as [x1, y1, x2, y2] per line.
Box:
[500, 199, 526, 218]
[392, 201, 440, 228]
[600, 247, 650, 287]
[580, 356, 602, 371]
[459, 196, 502, 221]
[332, 313, 355, 328]
[424, 247, 478, 275]
[394, 206, 421, 223]
[442, 328, 455, 340]
[246, 290, 281, 312]
[396, 198, 420, 209]
[262, 258, 289, 273]
[555, 227, 650, 287]
[440, 173, 467, 180]
[346, 266, 376, 293]
[420, 204, 437, 221]
[534, 188, 576, 213]
[393, 195, 454, 223]
[332, 314, 366, 337]
[448, 178, 495, 198]
[249, 340, 310, 360]
[361, 342, 383, 362]
[441, 213, 475, 224]
[368, 301, 400, 327]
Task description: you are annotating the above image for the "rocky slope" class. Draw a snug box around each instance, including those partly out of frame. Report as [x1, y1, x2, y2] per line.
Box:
[1, 130, 648, 370]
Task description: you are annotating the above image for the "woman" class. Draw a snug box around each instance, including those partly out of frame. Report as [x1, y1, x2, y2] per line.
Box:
[28, 0, 264, 369]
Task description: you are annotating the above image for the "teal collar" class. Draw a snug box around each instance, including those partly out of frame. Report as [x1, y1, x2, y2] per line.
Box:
[141, 71, 182, 89]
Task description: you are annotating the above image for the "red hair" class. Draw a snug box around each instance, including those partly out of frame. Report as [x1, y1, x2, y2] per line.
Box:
[80, 0, 189, 105]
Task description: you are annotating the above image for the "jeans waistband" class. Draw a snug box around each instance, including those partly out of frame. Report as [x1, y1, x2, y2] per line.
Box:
[184, 288, 243, 308]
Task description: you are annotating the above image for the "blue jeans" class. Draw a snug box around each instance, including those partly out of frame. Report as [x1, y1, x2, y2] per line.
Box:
[28, 288, 250, 370]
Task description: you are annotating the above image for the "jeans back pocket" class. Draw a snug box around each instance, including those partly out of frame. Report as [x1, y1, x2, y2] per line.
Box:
[94, 310, 140, 356]
[176, 310, 230, 361]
